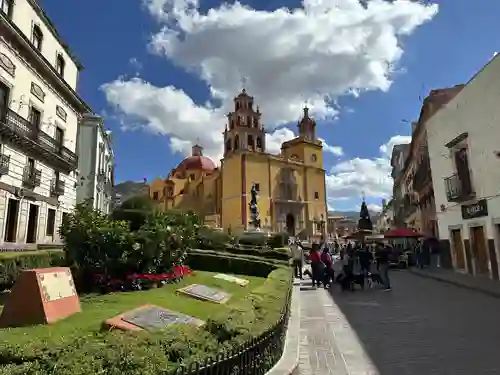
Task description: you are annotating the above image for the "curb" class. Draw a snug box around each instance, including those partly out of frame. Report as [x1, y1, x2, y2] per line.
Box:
[408, 269, 500, 299]
[266, 284, 301, 375]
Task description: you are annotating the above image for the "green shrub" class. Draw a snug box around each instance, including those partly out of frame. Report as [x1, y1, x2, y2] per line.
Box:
[224, 246, 289, 261]
[266, 232, 289, 248]
[0, 250, 64, 290]
[0, 266, 292, 374]
[236, 232, 268, 247]
[186, 249, 279, 277]
[197, 227, 233, 250]
[111, 195, 156, 231]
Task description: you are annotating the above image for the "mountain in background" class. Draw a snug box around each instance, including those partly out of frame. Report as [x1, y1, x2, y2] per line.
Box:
[113, 181, 149, 205]
[328, 210, 379, 221]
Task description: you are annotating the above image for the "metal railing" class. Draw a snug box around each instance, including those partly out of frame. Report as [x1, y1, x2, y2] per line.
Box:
[0, 109, 77, 169]
[22, 166, 41, 188]
[167, 287, 291, 375]
[51, 179, 65, 196]
[444, 173, 474, 202]
[0, 154, 10, 175]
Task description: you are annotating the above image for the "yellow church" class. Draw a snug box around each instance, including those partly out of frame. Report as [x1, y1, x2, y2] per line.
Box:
[149, 88, 327, 239]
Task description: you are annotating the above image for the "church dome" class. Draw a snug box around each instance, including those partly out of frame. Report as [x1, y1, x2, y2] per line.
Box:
[175, 155, 216, 173]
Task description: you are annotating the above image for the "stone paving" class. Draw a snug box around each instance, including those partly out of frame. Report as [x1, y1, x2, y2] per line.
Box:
[298, 270, 500, 374]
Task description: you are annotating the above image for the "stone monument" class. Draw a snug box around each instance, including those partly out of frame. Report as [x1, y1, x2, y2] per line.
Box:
[248, 183, 261, 230]
[0, 267, 81, 327]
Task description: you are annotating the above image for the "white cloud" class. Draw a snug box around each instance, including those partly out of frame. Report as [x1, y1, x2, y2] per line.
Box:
[326, 135, 411, 201]
[102, 0, 436, 199]
[319, 138, 344, 156]
[367, 203, 383, 213]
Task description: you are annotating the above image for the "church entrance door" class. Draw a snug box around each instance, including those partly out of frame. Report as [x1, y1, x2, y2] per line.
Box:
[286, 214, 295, 236]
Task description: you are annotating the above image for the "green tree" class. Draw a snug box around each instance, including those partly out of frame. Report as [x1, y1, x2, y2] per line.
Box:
[358, 200, 373, 231]
[112, 195, 155, 231]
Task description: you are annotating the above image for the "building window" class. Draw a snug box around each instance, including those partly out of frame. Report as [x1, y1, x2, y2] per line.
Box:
[311, 154, 317, 162]
[29, 106, 41, 129]
[46, 208, 56, 236]
[1, 0, 13, 18]
[314, 191, 319, 200]
[56, 54, 65, 77]
[32, 24, 43, 51]
[190, 173, 195, 180]
[254, 183, 260, 192]
[153, 191, 159, 201]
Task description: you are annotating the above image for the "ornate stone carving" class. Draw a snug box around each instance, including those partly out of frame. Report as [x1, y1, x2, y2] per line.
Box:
[30, 82, 45, 102]
[56, 105, 67, 122]
[0, 52, 15, 76]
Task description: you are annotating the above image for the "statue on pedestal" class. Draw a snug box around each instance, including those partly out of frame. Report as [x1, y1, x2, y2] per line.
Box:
[249, 184, 261, 229]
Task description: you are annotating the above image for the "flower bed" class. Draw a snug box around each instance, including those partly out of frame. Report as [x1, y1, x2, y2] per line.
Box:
[93, 265, 193, 292]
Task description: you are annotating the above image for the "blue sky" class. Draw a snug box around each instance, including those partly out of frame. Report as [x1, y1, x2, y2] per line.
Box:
[44, 0, 499, 212]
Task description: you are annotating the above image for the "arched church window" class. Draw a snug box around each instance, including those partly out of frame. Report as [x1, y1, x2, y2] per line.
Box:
[237, 116, 241, 125]
[253, 117, 258, 127]
[225, 139, 232, 152]
[247, 134, 254, 149]
[247, 116, 251, 127]
[235, 135, 240, 149]
[230, 120, 234, 129]
[236, 102, 240, 110]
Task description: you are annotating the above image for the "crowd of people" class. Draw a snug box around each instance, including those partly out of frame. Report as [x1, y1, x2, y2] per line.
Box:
[290, 236, 394, 292]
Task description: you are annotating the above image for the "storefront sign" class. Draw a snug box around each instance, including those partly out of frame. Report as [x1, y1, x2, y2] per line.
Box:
[461, 199, 488, 220]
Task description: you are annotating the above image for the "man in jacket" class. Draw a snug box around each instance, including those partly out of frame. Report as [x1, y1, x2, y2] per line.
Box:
[290, 238, 304, 279]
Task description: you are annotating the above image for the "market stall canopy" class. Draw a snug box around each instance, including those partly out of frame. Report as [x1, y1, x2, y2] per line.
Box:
[384, 228, 424, 238]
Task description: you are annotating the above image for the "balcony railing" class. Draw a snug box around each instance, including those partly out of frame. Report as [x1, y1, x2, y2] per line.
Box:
[0, 154, 10, 175]
[444, 173, 475, 202]
[50, 179, 65, 196]
[23, 166, 41, 188]
[0, 109, 77, 172]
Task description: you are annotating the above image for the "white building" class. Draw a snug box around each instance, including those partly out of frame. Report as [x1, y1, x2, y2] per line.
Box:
[375, 199, 394, 233]
[76, 114, 114, 214]
[0, 0, 90, 248]
[426, 55, 500, 280]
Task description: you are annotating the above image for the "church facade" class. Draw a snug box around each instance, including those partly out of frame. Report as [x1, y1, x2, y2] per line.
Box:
[149, 89, 327, 238]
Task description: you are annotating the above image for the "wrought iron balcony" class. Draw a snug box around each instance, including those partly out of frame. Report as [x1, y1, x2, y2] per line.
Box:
[50, 179, 65, 196]
[23, 166, 41, 188]
[0, 109, 77, 172]
[444, 173, 475, 202]
[0, 154, 10, 175]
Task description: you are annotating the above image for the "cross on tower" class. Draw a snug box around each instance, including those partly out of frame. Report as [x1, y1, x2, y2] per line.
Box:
[240, 76, 247, 90]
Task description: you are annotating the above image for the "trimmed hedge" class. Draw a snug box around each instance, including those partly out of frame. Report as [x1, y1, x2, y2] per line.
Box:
[196, 245, 290, 262]
[0, 264, 292, 374]
[0, 250, 65, 290]
[187, 249, 281, 277]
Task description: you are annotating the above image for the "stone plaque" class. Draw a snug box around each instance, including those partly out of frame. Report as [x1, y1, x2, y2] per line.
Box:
[121, 306, 204, 331]
[0, 52, 15, 76]
[0, 267, 81, 327]
[214, 273, 249, 286]
[178, 284, 231, 304]
[38, 270, 76, 302]
[30, 82, 45, 102]
[56, 105, 67, 122]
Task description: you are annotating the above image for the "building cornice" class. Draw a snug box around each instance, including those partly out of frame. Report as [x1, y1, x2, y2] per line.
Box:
[26, 0, 84, 70]
[0, 13, 91, 113]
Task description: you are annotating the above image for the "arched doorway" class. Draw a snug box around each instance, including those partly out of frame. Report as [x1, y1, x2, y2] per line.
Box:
[285, 214, 295, 236]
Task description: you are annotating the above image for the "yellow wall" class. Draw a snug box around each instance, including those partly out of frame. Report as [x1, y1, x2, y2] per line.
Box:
[221, 153, 243, 231]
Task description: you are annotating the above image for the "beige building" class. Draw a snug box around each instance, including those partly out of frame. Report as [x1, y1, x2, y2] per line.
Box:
[0, 0, 90, 247]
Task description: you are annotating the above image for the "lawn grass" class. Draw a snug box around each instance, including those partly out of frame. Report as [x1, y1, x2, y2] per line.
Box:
[0, 249, 62, 259]
[0, 270, 265, 346]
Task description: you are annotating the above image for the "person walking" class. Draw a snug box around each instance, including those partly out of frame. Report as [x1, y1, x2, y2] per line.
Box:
[376, 244, 392, 291]
[290, 238, 304, 279]
[321, 246, 334, 288]
[309, 244, 324, 288]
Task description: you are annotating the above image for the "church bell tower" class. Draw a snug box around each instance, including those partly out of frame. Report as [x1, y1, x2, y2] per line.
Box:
[223, 88, 266, 157]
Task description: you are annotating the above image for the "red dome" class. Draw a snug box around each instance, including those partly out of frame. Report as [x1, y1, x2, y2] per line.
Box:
[175, 155, 216, 173]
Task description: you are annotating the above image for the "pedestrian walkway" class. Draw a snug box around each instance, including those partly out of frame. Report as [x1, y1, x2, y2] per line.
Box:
[409, 267, 500, 298]
[297, 279, 379, 375]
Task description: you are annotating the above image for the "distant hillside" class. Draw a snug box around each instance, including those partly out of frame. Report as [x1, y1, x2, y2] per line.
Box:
[113, 181, 149, 204]
[329, 210, 378, 220]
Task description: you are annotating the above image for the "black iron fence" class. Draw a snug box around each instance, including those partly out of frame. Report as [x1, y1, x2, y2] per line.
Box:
[168, 286, 292, 375]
